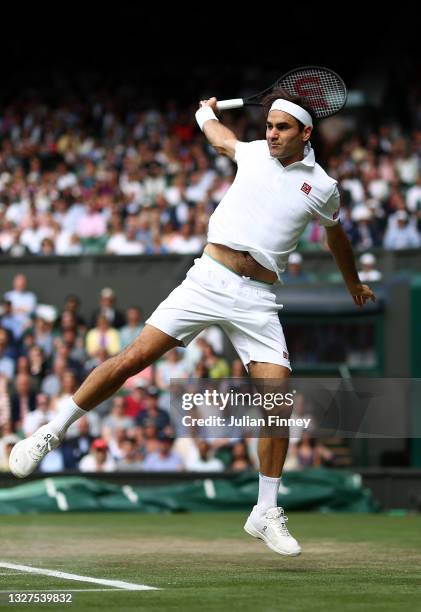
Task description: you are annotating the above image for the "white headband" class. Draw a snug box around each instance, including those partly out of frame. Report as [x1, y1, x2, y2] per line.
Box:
[270, 99, 313, 127]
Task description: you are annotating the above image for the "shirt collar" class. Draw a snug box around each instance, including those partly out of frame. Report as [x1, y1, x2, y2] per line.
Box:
[301, 142, 315, 167]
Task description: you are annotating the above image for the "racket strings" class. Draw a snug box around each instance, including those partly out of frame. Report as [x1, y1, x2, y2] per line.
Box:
[279, 69, 346, 118]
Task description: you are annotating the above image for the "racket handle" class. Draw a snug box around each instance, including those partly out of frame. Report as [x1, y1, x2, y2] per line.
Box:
[216, 98, 244, 111]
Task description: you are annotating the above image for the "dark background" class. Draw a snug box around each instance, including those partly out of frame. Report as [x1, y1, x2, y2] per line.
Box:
[2, 4, 419, 119]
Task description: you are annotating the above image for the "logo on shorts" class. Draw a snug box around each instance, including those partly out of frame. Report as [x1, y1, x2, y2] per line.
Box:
[301, 182, 312, 195]
[283, 351, 289, 360]
[333, 208, 340, 220]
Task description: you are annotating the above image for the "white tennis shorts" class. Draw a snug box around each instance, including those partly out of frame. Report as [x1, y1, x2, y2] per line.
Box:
[146, 253, 291, 371]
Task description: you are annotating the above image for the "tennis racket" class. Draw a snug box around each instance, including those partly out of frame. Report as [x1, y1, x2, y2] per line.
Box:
[216, 66, 347, 119]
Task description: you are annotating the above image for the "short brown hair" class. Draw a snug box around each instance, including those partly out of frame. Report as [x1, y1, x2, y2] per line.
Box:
[262, 87, 315, 130]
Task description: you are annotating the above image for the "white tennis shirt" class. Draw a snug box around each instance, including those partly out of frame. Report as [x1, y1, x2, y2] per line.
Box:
[207, 140, 340, 279]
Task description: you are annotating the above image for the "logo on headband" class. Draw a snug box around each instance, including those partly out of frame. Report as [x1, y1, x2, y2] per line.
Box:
[301, 182, 312, 195]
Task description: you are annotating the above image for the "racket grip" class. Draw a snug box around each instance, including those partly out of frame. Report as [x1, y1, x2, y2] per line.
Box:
[216, 99, 244, 111]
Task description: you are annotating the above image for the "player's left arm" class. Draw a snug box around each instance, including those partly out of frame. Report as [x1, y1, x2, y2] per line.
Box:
[325, 223, 376, 308]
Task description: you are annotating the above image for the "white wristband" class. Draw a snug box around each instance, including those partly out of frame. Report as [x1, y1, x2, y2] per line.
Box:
[195, 106, 218, 131]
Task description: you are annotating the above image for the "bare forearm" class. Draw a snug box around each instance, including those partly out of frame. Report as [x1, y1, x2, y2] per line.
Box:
[328, 227, 360, 290]
[203, 120, 236, 150]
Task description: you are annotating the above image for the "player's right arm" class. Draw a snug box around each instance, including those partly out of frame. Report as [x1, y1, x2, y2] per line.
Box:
[196, 97, 238, 159]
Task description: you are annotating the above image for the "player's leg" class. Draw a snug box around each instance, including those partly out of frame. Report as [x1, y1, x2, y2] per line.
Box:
[244, 360, 301, 555]
[248, 362, 291, 515]
[9, 325, 181, 478]
[248, 361, 290, 481]
[73, 325, 182, 410]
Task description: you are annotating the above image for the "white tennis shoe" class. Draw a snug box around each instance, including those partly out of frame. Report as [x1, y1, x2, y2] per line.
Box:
[244, 506, 301, 556]
[9, 425, 61, 478]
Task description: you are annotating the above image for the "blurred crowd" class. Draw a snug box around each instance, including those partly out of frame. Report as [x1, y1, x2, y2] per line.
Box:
[0, 94, 420, 260]
[0, 273, 336, 474]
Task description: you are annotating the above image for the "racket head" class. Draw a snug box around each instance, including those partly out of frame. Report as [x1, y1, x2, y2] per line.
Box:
[275, 66, 348, 119]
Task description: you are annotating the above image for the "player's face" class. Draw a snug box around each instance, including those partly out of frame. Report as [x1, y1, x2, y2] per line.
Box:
[266, 110, 311, 163]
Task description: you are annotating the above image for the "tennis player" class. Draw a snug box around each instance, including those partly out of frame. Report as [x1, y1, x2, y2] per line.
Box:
[10, 88, 376, 556]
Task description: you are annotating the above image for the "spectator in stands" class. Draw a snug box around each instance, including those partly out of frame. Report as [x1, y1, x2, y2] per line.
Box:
[60, 328, 87, 367]
[85, 314, 120, 358]
[186, 439, 224, 472]
[41, 356, 67, 397]
[142, 435, 184, 472]
[79, 438, 116, 472]
[4, 273, 37, 331]
[61, 416, 94, 469]
[107, 222, 145, 255]
[0, 376, 11, 428]
[358, 253, 382, 282]
[57, 310, 78, 336]
[10, 372, 37, 431]
[406, 176, 421, 228]
[124, 382, 147, 419]
[350, 205, 381, 250]
[55, 229, 83, 256]
[53, 370, 79, 414]
[167, 222, 205, 254]
[106, 217, 128, 255]
[230, 440, 253, 472]
[231, 358, 247, 377]
[383, 210, 421, 249]
[0, 299, 25, 341]
[190, 360, 209, 380]
[5, 229, 31, 257]
[135, 386, 170, 435]
[62, 295, 87, 333]
[39, 237, 56, 256]
[282, 253, 313, 284]
[144, 231, 169, 254]
[53, 340, 84, 381]
[200, 341, 230, 379]
[106, 427, 131, 462]
[30, 305, 57, 358]
[115, 437, 144, 471]
[15, 356, 30, 377]
[102, 396, 135, 437]
[27, 345, 48, 388]
[90, 287, 125, 329]
[155, 348, 189, 409]
[0, 328, 15, 380]
[22, 393, 54, 436]
[296, 433, 334, 468]
[139, 422, 161, 456]
[76, 198, 107, 240]
[119, 306, 144, 349]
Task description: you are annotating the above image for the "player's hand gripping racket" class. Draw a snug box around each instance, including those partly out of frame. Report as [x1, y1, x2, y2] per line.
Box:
[216, 66, 347, 119]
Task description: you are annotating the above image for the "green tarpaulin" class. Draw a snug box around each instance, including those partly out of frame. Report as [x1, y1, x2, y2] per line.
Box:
[0, 469, 379, 515]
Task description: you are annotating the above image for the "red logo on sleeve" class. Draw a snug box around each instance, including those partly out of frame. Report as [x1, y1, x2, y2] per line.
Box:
[301, 182, 312, 195]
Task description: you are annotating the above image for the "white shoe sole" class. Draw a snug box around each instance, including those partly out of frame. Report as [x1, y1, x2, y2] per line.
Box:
[244, 519, 301, 557]
[9, 439, 34, 478]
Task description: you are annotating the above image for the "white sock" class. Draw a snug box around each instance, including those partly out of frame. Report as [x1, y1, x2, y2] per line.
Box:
[48, 397, 88, 438]
[256, 473, 281, 513]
